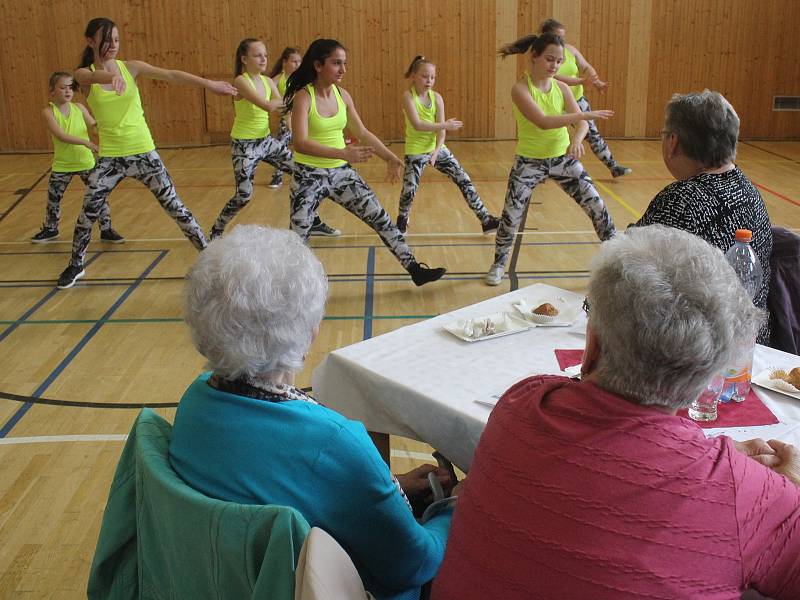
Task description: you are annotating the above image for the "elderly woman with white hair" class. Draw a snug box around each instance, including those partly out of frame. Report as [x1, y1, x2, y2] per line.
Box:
[169, 225, 456, 600]
[432, 225, 800, 600]
[635, 89, 772, 342]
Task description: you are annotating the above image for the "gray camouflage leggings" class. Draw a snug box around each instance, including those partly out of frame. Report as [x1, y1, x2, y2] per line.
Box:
[269, 120, 292, 183]
[577, 96, 621, 172]
[43, 170, 111, 231]
[493, 154, 616, 266]
[290, 164, 415, 268]
[68, 150, 206, 267]
[399, 147, 489, 223]
[211, 136, 294, 238]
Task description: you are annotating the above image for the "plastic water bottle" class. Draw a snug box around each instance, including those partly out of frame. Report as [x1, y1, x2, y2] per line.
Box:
[719, 229, 762, 403]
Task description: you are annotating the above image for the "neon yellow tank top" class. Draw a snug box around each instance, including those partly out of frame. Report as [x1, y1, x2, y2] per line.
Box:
[231, 72, 271, 140]
[294, 84, 347, 169]
[404, 88, 437, 155]
[557, 47, 584, 101]
[278, 72, 288, 96]
[50, 102, 95, 172]
[87, 60, 155, 157]
[513, 73, 570, 159]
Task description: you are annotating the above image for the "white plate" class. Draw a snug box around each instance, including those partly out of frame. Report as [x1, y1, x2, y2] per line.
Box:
[752, 368, 800, 400]
[512, 294, 582, 327]
[443, 311, 531, 342]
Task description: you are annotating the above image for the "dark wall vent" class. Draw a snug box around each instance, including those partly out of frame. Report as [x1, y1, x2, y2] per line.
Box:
[773, 96, 800, 111]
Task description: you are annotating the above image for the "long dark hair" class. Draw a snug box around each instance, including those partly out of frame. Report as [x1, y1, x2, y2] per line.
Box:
[268, 46, 300, 78]
[234, 38, 261, 77]
[283, 39, 345, 115]
[79, 18, 116, 68]
[404, 55, 435, 78]
[539, 18, 565, 34]
[498, 33, 563, 59]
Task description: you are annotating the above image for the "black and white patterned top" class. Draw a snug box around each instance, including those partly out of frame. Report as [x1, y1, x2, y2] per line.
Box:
[636, 166, 772, 303]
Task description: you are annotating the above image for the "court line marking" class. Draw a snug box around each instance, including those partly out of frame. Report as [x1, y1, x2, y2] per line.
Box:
[750, 180, 800, 208]
[0, 251, 169, 437]
[363, 247, 376, 340]
[0, 434, 434, 463]
[594, 180, 643, 220]
[0, 168, 50, 223]
[0, 230, 603, 245]
[741, 142, 800, 165]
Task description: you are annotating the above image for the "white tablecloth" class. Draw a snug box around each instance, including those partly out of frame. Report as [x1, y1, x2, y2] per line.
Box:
[312, 283, 800, 471]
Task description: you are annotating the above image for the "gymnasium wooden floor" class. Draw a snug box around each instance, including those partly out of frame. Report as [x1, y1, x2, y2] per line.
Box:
[1, 139, 798, 597]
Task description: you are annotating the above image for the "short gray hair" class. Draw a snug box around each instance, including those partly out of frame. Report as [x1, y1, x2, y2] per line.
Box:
[588, 225, 764, 409]
[665, 90, 739, 168]
[184, 225, 328, 379]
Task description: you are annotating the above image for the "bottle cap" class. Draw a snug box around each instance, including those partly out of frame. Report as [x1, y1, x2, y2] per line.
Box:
[735, 229, 752, 242]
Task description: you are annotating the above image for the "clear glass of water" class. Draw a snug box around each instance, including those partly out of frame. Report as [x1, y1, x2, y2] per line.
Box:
[689, 374, 725, 421]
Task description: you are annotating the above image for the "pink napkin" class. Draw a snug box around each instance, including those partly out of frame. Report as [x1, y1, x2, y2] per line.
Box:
[554, 349, 778, 429]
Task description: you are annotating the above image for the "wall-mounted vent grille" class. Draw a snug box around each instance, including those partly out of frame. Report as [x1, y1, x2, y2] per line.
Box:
[773, 96, 800, 111]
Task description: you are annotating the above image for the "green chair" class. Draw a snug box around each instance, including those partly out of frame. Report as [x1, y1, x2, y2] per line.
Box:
[88, 408, 310, 600]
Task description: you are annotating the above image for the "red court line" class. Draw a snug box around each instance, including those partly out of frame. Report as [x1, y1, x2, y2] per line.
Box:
[750, 180, 800, 208]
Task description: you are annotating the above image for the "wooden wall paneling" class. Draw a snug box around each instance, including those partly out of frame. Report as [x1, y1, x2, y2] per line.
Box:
[578, 0, 631, 137]
[2, 0, 799, 151]
[494, 1, 518, 139]
[624, 0, 652, 137]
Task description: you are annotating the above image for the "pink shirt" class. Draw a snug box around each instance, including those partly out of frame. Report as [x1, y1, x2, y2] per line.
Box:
[432, 376, 800, 600]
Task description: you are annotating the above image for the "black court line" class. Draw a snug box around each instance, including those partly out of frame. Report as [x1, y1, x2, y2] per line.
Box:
[507, 203, 531, 291]
[0, 168, 51, 223]
[0, 386, 313, 410]
[741, 142, 800, 165]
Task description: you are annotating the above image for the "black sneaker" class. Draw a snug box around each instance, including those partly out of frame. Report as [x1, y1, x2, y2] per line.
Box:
[481, 215, 501, 234]
[31, 228, 59, 243]
[408, 262, 446, 287]
[100, 228, 125, 243]
[267, 172, 283, 188]
[309, 221, 342, 237]
[397, 214, 409, 234]
[611, 165, 632, 178]
[57, 264, 86, 289]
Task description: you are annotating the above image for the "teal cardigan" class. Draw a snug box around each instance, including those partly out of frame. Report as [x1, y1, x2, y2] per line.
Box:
[87, 408, 309, 600]
[169, 374, 453, 600]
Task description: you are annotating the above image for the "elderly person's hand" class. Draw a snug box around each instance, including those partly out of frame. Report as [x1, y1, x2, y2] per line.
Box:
[756, 440, 800, 486]
[734, 438, 778, 462]
[396, 464, 455, 502]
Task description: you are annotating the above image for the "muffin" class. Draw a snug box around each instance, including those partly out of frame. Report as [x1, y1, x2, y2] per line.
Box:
[529, 302, 559, 324]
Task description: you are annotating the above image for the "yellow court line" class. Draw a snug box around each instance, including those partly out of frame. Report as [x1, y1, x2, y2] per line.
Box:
[594, 180, 643, 220]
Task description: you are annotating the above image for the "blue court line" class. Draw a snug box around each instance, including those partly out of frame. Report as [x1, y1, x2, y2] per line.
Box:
[363, 247, 375, 340]
[0, 252, 103, 343]
[0, 251, 169, 438]
[311, 240, 601, 250]
[0, 282, 131, 289]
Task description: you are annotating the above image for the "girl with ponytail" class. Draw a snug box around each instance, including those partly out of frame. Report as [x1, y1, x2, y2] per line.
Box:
[56, 17, 237, 289]
[396, 55, 499, 235]
[540, 18, 631, 177]
[485, 33, 617, 286]
[264, 47, 302, 190]
[286, 39, 447, 286]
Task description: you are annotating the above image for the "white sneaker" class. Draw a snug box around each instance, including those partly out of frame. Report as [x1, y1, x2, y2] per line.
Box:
[485, 264, 505, 286]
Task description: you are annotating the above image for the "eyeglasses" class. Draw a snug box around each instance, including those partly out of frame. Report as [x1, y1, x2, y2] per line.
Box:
[582, 297, 590, 315]
[660, 129, 672, 137]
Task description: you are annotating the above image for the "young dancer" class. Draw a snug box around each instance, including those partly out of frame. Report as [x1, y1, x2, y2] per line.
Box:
[266, 46, 340, 237]
[398, 55, 499, 235]
[209, 39, 297, 240]
[486, 33, 617, 286]
[57, 17, 236, 289]
[284, 39, 446, 286]
[32, 72, 123, 244]
[541, 18, 631, 178]
[265, 46, 301, 189]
